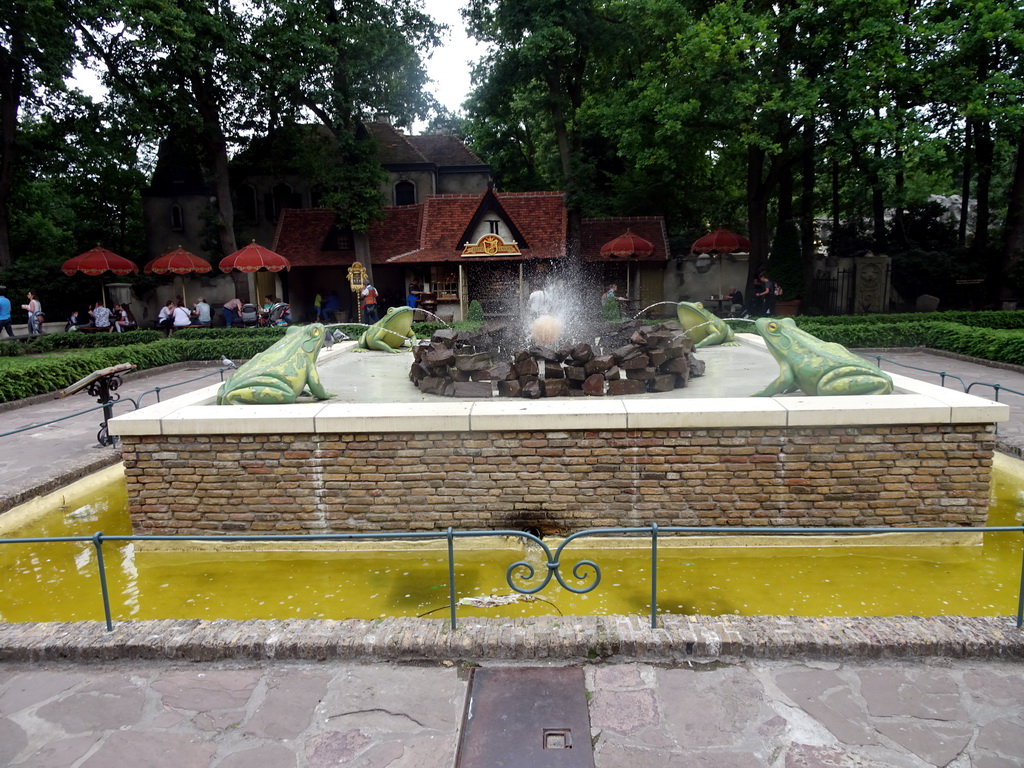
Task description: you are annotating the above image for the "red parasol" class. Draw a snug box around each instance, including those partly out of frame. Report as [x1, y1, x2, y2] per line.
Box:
[61, 247, 139, 277]
[219, 242, 291, 273]
[691, 227, 751, 254]
[144, 247, 213, 276]
[145, 247, 213, 305]
[600, 230, 655, 258]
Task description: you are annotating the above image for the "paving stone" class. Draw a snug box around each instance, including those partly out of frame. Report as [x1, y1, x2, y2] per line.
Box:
[975, 717, 1024, 760]
[0, 670, 84, 713]
[217, 744, 296, 768]
[35, 676, 145, 734]
[244, 668, 331, 740]
[872, 720, 973, 765]
[0, 717, 28, 766]
[858, 667, 968, 720]
[150, 669, 260, 711]
[781, 743, 918, 767]
[774, 667, 881, 746]
[589, 687, 659, 735]
[11, 734, 98, 768]
[79, 730, 217, 768]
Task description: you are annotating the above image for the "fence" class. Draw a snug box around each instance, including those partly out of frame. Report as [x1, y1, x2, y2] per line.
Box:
[1, 523, 1022, 632]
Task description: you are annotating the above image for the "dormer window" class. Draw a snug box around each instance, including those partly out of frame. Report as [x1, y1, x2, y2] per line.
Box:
[487, 220, 500, 235]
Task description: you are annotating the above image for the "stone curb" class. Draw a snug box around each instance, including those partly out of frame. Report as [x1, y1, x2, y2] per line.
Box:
[2, 616, 1021, 664]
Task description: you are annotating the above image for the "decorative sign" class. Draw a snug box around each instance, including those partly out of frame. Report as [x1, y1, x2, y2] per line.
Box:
[347, 261, 368, 291]
[462, 234, 521, 257]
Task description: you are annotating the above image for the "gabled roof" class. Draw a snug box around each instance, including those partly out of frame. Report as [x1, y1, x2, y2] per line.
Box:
[580, 217, 670, 262]
[364, 121, 487, 168]
[378, 191, 568, 264]
[271, 209, 357, 267]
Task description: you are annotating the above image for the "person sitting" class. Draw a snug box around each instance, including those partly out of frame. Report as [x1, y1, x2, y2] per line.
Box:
[171, 300, 192, 332]
[114, 303, 138, 332]
[65, 310, 80, 332]
[157, 300, 175, 334]
[192, 297, 212, 325]
[89, 301, 113, 332]
[726, 287, 746, 317]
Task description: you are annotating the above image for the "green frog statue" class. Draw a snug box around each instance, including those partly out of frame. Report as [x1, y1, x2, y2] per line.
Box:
[216, 324, 335, 405]
[359, 305, 416, 353]
[753, 317, 893, 396]
[675, 301, 737, 348]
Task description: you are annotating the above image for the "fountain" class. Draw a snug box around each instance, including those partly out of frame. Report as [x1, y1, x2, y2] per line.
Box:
[110, 281, 1008, 539]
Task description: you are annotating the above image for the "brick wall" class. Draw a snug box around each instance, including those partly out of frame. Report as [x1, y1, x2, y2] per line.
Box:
[120, 424, 995, 536]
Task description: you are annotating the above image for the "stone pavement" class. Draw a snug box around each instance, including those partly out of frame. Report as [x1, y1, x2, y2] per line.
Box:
[1, 658, 1022, 767]
[2, 346, 1024, 767]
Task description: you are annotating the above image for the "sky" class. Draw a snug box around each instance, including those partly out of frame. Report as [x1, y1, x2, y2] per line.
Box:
[420, 1, 487, 116]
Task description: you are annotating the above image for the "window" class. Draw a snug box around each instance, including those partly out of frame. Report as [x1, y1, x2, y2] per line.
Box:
[395, 180, 416, 206]
[170, 204, 184, 232]
[235, 185, 259, 226]
[488, 220, 500, 235]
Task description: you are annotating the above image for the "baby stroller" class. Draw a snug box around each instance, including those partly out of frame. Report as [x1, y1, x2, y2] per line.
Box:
[260, 302, 291, 327]
[240, 303, 260, 327]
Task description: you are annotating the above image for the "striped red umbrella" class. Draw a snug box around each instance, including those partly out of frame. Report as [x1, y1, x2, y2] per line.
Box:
[691, 227, 751, 254]
[144, 247, 213, 276]
[600, 230, 655, 258]
[145, 247, 213, 305]
[219, 242, 291, 273]
[61, 247, 139, 277]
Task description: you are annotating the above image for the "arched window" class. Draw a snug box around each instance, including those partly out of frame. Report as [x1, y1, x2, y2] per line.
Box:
[394, 180, 416, 206]
[170, 204, 184, 231]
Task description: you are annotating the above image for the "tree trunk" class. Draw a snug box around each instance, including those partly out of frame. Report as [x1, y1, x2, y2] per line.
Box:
[746, 145, 774, 294]
[959, 120, 972, 248]
[831, 159, 841, 260]
[1001, 128, 1024, 298]
[0, 27, 25, 268]
[800, 119, 816, 299]
[192, 73, 237, 258]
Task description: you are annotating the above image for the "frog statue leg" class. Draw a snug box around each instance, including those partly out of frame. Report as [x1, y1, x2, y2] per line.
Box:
[303, 363, 336, 399]
[364, 329, 406, 353]
[752, 368, 799, 397]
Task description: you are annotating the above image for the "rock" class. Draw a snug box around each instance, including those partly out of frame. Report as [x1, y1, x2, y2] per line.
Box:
[565, 366, 587, 381]
[455, 352, 492, 371]
[451, 381, 493, 398]
[541, 378, 569, 397]
[625, 367, 655, 381]
[660, 357, 690, 375]
[513, 356, 539, 377]
[485, 362, 514, 381]
[582, 374, 606, 396]
[497, 379, 522, 397]
[568, 343, 594, 363]
[649, 373, 676, 392]
[584, 355, 617, 375]
[608, 378, 646, 396]
[522, 379, 544, 398]
[543, 363, 565, 379]
[619, 354, 651, 370]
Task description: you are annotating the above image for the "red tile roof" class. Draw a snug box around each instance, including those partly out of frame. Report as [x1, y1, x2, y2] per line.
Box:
[273, 197, 667, 268]
[272, 209, 357, 267]
[381, 191, 568, 264]
[581, 217, 670, 262]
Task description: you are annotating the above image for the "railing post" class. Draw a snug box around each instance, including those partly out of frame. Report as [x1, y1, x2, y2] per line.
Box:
[91, 532, 114, 631]
[447, 527, 457, 630]
[1017, 525, 1024, 629]
[651, 522, 659, 629]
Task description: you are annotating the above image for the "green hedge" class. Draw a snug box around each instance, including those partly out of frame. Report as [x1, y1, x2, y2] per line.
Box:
[5, 312, 1024, 404]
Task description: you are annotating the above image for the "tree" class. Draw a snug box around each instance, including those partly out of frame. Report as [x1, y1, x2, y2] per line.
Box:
[0, 0, 77, 266]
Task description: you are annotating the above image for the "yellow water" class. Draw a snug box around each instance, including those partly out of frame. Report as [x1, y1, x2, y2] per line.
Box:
[2, 458, 1022, 623]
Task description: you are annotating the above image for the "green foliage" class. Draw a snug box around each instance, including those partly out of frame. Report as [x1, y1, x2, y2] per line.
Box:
[468, 300, 486, 322]
[602, 296, 621, 321]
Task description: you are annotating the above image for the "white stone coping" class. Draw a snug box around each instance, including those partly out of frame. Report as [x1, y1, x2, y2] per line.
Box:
[110, 368, 1009, 437]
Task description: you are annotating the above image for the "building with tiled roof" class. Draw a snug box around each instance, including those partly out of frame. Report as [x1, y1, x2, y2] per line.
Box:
[143, 120, 669, 323]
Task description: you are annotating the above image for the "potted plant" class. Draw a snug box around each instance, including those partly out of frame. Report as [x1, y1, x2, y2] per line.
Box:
[768, 220, 804, 316]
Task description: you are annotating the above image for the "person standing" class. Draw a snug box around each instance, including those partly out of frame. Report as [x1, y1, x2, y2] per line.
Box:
[222, 297, 243, 328]
[0, 286, 13, 337]
[311, 292, 323, 322]
[361, 283, 379, 323]
[21, 291, 42, 335]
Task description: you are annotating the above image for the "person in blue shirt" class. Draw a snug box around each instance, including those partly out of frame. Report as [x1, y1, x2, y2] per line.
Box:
[0, 286, 12, 336]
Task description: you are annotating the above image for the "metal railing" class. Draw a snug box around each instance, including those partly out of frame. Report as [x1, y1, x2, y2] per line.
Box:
[2, 522, 1022, 631]
[0, 367, 231, 443]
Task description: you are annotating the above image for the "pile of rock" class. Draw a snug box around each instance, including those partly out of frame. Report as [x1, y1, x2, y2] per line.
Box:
[409, 320, 705, 398]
